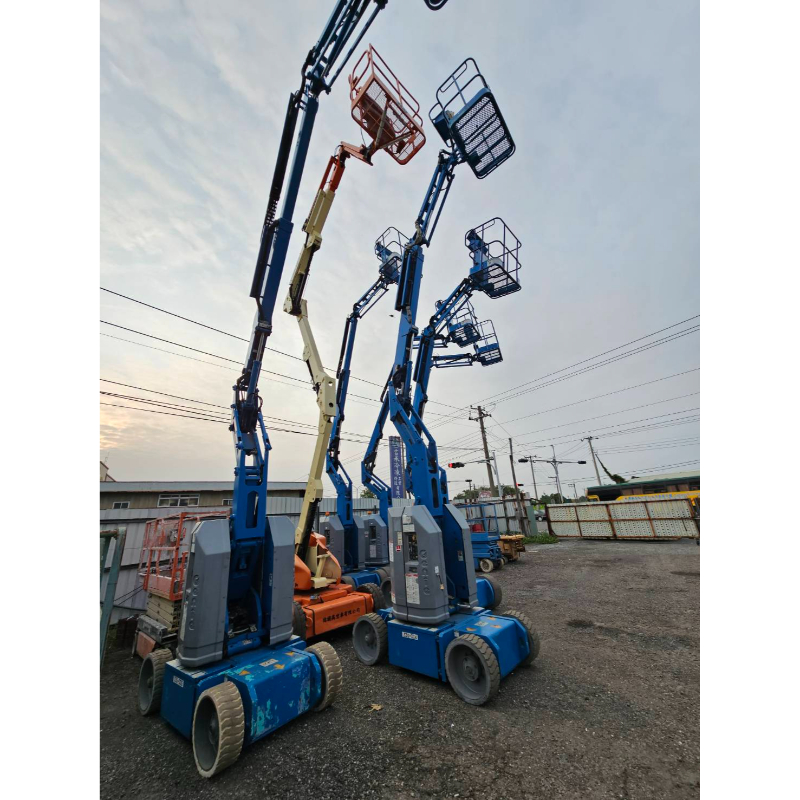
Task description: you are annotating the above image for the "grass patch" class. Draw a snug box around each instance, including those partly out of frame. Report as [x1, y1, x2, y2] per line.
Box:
[523, 533, 559, 545]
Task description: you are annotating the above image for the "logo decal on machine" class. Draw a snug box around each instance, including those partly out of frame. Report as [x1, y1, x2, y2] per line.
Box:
[401, 631, 419, 640]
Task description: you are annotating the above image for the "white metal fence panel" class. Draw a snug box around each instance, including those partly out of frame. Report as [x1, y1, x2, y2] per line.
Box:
[549, 505, 578, 522]
[613, 520, 654, 538]
[545, 498, 697, 541]
[577, 504, 610, 521]
[610, 503, 647, 520]
[578, 521, 614, 538]
[550, 521, 581, 537]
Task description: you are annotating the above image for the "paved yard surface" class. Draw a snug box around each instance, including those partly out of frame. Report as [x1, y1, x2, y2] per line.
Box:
[100, 539, 699, 799]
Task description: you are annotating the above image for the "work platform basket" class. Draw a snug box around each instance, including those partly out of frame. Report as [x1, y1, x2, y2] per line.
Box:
[429, 58, 515, 179]
[472, 320, 503, 366]
[447, 301, 481, 347]
[466, 217, 522, 299]
[349, 46, 426, 165]
[375, 227, 408, 272]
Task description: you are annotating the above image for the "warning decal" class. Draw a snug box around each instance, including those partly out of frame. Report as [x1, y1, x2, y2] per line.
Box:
[405, 572, 420, 605]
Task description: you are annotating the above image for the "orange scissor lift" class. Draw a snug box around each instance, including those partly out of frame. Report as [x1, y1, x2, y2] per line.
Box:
[285, 47, 425, 639]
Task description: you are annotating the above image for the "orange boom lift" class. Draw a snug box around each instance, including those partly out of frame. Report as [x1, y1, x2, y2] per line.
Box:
[283, 47, 425, 638]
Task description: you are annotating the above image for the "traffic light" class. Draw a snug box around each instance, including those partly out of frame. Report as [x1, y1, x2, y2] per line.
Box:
[448, 462, 465, 469]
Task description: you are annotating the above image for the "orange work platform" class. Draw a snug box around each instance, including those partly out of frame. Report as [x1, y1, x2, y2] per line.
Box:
[349, 45, 425, 165]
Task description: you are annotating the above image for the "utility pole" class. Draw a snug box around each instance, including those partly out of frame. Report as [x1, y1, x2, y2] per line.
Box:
[515, 454, 539, 502]
[568, 482, 579, 500]
[470, 405, 496, 495]
[551, 445, 564, 501]
[526, 456, 539, 503]
[508, 438, 529, 535]
[582, 435, 602, 486]
[521, 450, 586, 505]
[491, 451, 502, 498]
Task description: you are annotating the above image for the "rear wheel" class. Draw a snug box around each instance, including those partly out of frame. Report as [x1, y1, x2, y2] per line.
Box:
[192, 681, 245, 778]
[138, 648, 171, 716]
[341, 575, 356, 588]
[377, 568, 392, 606]
[495, 558, 504, 570]
[445, 634, 500, 706]
[357, 581, 385, 611]
[479, 558, 494, 573]
[352, 613, 388, 666]
[292, 600, 307, 640]
[307, 641, 343, 712]
[505, 609, 541, 665]
[483, 575, 502, 610]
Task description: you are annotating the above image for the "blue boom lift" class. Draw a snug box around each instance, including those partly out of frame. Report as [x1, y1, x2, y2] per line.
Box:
[353, 59, 540, 705]
[136, 0, 450, 778]
[326, 236, 504, 611]
[321, 251, 403, 595]
[410, 218, 522, 574]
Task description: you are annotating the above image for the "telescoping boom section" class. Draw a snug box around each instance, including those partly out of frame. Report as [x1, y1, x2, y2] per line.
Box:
[353, 60, 542, 706]
[283, 46, 425, 637]
[136, 1, 450, 780]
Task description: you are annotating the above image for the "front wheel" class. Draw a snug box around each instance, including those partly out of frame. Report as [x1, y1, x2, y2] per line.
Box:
[357, 581, 385, 611]
[138, 649, 171, 716]
[307, 641, 343, 712]
[192, 681, 245, 778]
[479, 558, 494, 573]
[444, 634, 500, 706]
[352, 612, 388, 666]
[505, 609, 541, 665]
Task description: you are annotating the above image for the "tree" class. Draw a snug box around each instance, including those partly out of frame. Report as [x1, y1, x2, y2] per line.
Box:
[360, 488, 376, 499]
[596, 454, 628, 485]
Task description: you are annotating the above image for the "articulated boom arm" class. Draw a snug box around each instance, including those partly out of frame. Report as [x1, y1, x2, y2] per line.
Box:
[326, 259, 401, 526]
[282, 146, 371, 576]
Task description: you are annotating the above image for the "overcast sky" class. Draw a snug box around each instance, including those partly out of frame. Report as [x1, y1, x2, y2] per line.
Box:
[100, 0, 699, 497]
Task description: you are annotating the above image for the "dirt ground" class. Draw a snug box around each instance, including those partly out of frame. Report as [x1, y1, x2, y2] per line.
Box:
[100, 539, 699, 799]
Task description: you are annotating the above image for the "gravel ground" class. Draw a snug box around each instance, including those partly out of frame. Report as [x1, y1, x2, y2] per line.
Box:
[100, 540, 699, 799]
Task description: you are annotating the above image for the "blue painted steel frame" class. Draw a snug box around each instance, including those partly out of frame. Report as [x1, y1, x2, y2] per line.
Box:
[161, 637, 323, 743]
[326, 262, 401, 568]
[225, 0, 392, 650]
[376, 607, 531, 683]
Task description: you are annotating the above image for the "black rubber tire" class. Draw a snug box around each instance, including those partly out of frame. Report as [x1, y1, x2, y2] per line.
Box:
[444, 634, 500, 706]
[495, 558, 504, 570]
[484, 575, 502, 610]
[501, 556, 508, 566]
[138, 649, 171, 716]
[380, 573, 393, 606]
[479, 558, 494, 574]
[504, 609, 541, 665]
[292, 601, 307, 640]
[307, 641, 343, 712]
[341, 575, 356, 588]
[192, 680, 245, 778]
[357, 581, 385, 611]
[352, 612, 388, 666]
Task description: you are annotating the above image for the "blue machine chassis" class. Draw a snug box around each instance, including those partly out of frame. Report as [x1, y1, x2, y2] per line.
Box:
[160, 636, 323, 745]
[347, 566, 498, 610]
[376, 607, 530, 682]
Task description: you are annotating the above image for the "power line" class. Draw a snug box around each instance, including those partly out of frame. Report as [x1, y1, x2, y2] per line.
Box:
[438, 392, 700, 452]
[100, 402, 372, 443]
[99, 381, 374, 439]
[102, 287, 382, 390]
[442, 367, 700, 449]
[426, 316, 700, 431]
